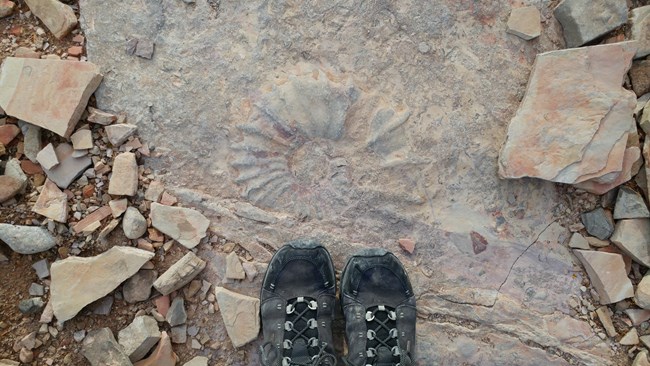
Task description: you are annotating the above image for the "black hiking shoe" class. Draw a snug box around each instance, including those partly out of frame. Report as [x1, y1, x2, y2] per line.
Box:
[340, 249, 416, 366]
[260, 239, 337, 366]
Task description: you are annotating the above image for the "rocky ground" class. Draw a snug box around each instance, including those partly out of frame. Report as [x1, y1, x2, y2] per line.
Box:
[2, 0, 650, 365]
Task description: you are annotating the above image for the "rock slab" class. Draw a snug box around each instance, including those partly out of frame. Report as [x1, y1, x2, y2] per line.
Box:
[118, 316, 161, 362]
[0, 224, 56, 254]
[506, 6, 541, 40]
[498, 42, 637, 189]
[24, 0, 77, 39]
[123, 270, 157, 304]
[632, 6, 650, 59]
[50, 246, 154, 322]
[610, 219, 650, 267]
[614, 186, 650, 219]
[32, 179, 68, 223]
[82, 328, 132, 366]
[109, 152, 138, 196]
[150, 203, 210, 249]
[574, 250, 634, 304]
[153, 251, 206, 295]
[0, 58, 102, 137]
[553, 0, 628, 48]
[215, 286, 260, 347]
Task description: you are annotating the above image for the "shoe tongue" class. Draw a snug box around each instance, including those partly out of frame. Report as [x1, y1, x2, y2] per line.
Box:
[375, 346, 394, 366]
[290, 338, 311, 363]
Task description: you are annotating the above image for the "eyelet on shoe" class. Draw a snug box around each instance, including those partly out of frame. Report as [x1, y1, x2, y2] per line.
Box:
[308, 337, 319, 347]
[284, 321, 294, 331]
[389, 328, 398, 338]
[283, 340, 293, 349]
[366, 348, 377, 358]
[365, 311, 375, 321]
[308, 300, 318, 310]
[286, 304, 295, 314]
[392, 346, 401, 356]
[388, 311, 397, 320]
[282, 357, 291, 366]
[297, 296, 305, 303]
[367, 330, 376, 340]
[307, 319, 317, 329]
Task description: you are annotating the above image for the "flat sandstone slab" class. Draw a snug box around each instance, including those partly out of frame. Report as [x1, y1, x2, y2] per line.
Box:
[499, 42, 637, 185]
[0, 58, 102, 138]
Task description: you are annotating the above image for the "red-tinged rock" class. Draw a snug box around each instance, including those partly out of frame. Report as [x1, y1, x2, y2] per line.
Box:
[33, 179, 68, 223]
[598, 245, 632, 274]
[0, 124, 19, 145]
[8, 25, 21, 36]
[137, 240, 155, 252]
[398, 238, 415, 254]
[160, 192, 177, 206]
[20, 160, 42, 175]
[154, 295, 170, 317]
[15, 47, 41, 59]
[67, 46, 83, 57]
[133, 331, 178, 366]
[82, 184, 95, 198]
[574, 250, 634, 304]
[72, 206, 112, 233]
[631, 60, 650, 97]
[72, 35, 85, 44]
[148, 228, 164, 242]
[0, 58, 102, 138]
[0, 0, 15, 18]
[0, 175, 22, 202]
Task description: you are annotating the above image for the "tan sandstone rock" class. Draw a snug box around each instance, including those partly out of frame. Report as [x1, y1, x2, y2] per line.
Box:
[610, 219, 650, 267]
[506, 6, 541, 40]
[574, 250, 634, 304]
[150, 203, 210, 249]
[0, 58, 102, 138]
[153, 251, 206, 295]
[50, 246, 154, 322]
[632, 6, 650, 59]
[32, 179, 68, 223]
[24, 0, 77, 39]
[215, 286, 260, 347]
[499, 42, 637, 190]
[108, 152, 138, 196]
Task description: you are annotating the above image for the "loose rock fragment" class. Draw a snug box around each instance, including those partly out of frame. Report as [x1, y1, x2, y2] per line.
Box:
[123, 207, 147, 239]
[398, 238, 416, 254]
[153, 251, 206, 295]
[596, 306, 617, 337]
[225, 252, 246, 280]
[32, 179, 68, 223]
[123, 270, 157, 304]
[166, 297, 187, 326]
[135, 39, 155, 59]
[150, 203, 210, 249]
[184, 356, 209, 366]
[36, 143, 59, 170]
[170, 325, 187, 344]
[24, 0, 77, 38]
[627, 309, 650, 325]
[574, 250, 634, 304]
[43, 144, 92, 189]
[118, 316, 161, 362]
[621, 328, 640, 345]
[0, 124, 19, 145]
[215, 286, 260, 347]
[82, 328, 132, 366]
[87, 107, 117, 125]
[242, 262, 258, 281]
[0, 58, 102, 137]
[29, 283, 44, 296]
[568, 233, 590, 250]
[553, 0, 628, 48]
[32, 259, 49, 279]
[144, 181, 164, 202]
[631, 60, 650, 97]
[105, 124, 137, 146]
[0, 359, 19, 366]
[20, 122, 41, 163]
[581, 208, 615, 240]
[610, 219, 650, 267]
[506, 6, 541, 40]
[498, 43, 637, 189]
[50, 246, 154, 322]
[634, 350, 650, 366]
[70, 129, 93, 150]
[72, 205, 112, 233]
[19, 297, 44, 314]
[0, 224, 56, 254]
[614, 187, 650, 219]
[631, 6, 650, 59]
[133, 331, 178, 366]
[0, 0, 15, 18]
[0, 176, 22, 203]
[110, 198, 128, 217]
[4, 158, 27, 192]
[108, 152, 138, 196]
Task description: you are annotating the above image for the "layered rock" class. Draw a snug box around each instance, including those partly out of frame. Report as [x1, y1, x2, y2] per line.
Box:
[150, 203, 210, 249]
[50, 246, 154, 322]
[499, 42, 638, 194]
[153, 252, 206, 295]
[574, 250, 634, 304]
[215, 287, 260, 347]
[0, 58, 102, 138]
[554, 0, 628, 48]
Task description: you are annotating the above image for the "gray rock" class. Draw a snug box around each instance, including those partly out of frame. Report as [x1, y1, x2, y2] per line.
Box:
[122, 207, 147, 239]
[568, 233, 590, 250]
[19, 122, 41, 163]
[595, 306, 617, 337]
[553, 0, 628, 48]
[170, 324, 187, 344]
[614, 187, 650, 219]
[631, 6, 650, 59]
[640, 277, 650, 309]
[82, 328, 133, 366]
[135, 39, 155, 59]
[166, 297, 187, 326]
[574, 250, 634, 304]
[0, 360, 20, 366]
[610, 219, 650, 267]
[29, 283, 44, 296]
[74, 330, 86, 342]
[225, 252, 245, 280]
[18, 297, 44, 314]
[187, 325, 199, 337]
[105, 124, 137, 146]
[90, 296, 114, 315]
[118, 315, 161, 362]
[123, 270, 157, 303]
[43, 154, 92, 189]
[0, 224, 56, 254]
[581, 208, 614, 240]
[153, 252, 206, 295]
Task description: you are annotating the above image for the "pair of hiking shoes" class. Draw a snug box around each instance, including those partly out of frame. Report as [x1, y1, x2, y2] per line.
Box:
[259, 239, 416, 366]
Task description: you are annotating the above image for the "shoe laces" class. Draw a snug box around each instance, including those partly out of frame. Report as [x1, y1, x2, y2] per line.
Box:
[261, 296, 336, 366]
[363, 305, 413, 366]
